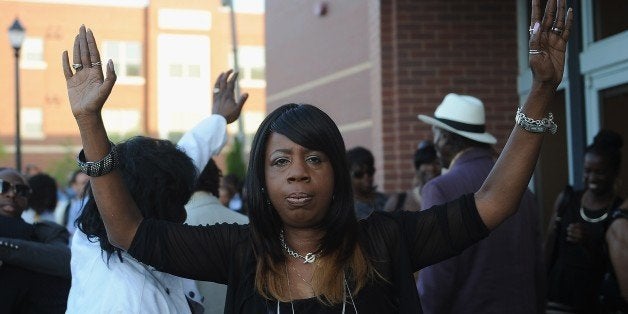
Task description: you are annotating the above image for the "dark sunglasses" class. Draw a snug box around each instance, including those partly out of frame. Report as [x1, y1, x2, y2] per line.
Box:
[0, 179, 32, 198]
[352, 169, 375, 179]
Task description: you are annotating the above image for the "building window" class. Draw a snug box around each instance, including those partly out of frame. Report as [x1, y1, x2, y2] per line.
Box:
[221, 0, 264, 14]
[593, 0, 628, 41]
[102, 41, 144, 84]
[169, 64, 201, 78]
[20, 37, 47, 70]
[230, 46, 265, 88]
[21, 108, 44, 139]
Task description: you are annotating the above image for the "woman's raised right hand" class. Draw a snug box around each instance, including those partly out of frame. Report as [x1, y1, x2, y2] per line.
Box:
[62, 25, 116, 121]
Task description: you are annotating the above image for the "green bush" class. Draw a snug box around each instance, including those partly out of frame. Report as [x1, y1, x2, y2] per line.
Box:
[225, 136, 246, 181]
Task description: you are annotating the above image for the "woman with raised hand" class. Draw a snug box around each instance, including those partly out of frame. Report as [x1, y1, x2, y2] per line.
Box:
[65, 69, 246, 313]
[62, 0, 573, 312]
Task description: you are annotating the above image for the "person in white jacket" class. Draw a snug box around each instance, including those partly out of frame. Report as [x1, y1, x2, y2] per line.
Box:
[66, 70, 247, 314]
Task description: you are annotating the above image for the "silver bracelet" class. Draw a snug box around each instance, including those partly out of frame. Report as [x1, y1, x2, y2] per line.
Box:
[515, 107, 558, 134]
[76, 141, 119, 177]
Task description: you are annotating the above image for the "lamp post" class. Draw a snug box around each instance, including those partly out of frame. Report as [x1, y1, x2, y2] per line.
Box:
[221, 0, 245, 148]
[8, 19, 25, 173]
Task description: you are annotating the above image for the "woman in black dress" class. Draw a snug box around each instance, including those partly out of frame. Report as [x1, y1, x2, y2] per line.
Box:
[546, 130, 627, 313]
[61, 1, 573, 312]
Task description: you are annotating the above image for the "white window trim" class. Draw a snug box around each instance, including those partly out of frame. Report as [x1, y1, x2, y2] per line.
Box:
[21, 108, 45, 140]
[20, 37, 47, 70]
[102, 41, 144, 84]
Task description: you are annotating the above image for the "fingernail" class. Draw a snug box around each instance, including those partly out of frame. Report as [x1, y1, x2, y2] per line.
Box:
[533, 22, 540, 35]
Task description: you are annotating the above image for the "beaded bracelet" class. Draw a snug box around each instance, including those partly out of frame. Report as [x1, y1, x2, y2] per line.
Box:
[76, 141, 119, 177]
[515, 107, 558, 134]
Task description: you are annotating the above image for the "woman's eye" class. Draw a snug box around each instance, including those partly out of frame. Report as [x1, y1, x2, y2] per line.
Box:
[306, 155, 322, 164]
[272, 157, 290, 167]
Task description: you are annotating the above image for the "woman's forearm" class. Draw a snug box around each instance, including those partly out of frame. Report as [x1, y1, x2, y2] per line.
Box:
[475, 83, 554, 229]
[77, 115, 142, 250]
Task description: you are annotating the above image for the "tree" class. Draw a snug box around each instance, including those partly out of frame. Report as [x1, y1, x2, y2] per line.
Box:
[225, 136, 246, 181]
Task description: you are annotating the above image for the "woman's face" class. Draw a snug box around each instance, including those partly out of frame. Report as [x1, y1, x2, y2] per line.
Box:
[583, 152, 616, 196]
[0, 169, 30, 218]
[264, 133, 335, 228]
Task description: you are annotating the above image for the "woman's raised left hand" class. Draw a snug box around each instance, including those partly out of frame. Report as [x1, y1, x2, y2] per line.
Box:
[62, 25, 116, 121]
[528, 0, 574, 89]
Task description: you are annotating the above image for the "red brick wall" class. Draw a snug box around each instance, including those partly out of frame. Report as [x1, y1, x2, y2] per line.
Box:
[380, 0, 519, 193]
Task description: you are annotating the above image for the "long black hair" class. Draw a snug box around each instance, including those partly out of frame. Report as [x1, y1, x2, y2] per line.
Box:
[77, 136, 197, 262]
[246, 103, 358, 265]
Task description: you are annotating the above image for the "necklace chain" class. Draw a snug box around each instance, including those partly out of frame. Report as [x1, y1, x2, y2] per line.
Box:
[280, 230, 317, 264]
[278, 263, 357, 314]
[579, 207, 609, 223]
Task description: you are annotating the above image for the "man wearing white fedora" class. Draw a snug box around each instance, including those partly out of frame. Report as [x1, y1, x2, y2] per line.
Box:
[416, 93, 545, 313]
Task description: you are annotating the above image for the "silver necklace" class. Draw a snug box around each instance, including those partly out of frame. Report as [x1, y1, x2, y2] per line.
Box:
[280, 230, 317, 264]
[579, 207, 609, 223]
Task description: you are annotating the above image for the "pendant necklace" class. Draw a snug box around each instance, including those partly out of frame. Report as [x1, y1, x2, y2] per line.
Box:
[280, 230, 318, 264]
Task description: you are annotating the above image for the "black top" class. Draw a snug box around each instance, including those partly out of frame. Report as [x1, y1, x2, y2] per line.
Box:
[547, 187, 624, 313]
[0, 216, 70, 314]
[128, 193, 489, 313]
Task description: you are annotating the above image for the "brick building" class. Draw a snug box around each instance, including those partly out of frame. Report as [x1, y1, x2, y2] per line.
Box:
[0, 0, 265, 177]
[266, 0, 628, 222]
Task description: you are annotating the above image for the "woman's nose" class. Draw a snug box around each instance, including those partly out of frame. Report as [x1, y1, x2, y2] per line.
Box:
[287, 161, 311, 183]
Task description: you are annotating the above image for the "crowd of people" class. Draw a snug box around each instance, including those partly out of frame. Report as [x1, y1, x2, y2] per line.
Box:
[1, 1, 626, 313]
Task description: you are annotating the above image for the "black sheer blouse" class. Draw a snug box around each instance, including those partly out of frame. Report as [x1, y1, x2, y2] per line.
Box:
[128, 193, 489, 313]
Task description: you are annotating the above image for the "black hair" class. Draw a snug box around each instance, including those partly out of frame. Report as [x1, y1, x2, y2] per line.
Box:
[246, 104, 357, 265]
[414, 141, 438, 170]
[585, 129, 623, 174]
[222, 173, 242, 195]
[346, 146, 374, 169]
[195, 158, 222, 197]
[77, 136, 197, 262]
[27, 173, 58, 214]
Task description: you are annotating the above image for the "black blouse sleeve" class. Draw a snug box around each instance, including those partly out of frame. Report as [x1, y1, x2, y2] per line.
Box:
[127, 219, 248, 283]
[363, 193, 489, 271]
[406, 193, 489, 269]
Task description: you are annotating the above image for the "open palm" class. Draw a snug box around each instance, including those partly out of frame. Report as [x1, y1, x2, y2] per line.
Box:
[62, 26, 116, 119]
[528, 0, 574, 88]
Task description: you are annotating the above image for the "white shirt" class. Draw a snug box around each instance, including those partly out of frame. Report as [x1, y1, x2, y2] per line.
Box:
[67, 115, 228, 313]
[177, 115, 227, 173]
[66, 230, 194, 314]
[184, 192, 248, 313]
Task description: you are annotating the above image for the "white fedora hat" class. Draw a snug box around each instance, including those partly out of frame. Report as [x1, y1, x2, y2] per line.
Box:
[418, 93, 497, 144]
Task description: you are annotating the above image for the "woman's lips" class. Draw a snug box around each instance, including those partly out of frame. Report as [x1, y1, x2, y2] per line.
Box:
[285, 193, 313, 207]
[1, 204, 17, 214]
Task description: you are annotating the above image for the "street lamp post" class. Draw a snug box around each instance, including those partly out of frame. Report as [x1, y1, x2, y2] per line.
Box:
[8, 19, 26, 173]
[222, 0, 245, 148]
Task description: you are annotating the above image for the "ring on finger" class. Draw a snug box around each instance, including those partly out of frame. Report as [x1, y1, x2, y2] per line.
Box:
[528, 49, 543, 55]
[91, 61, 102, 67]
[72, 63, 83, 70]
[213, 87, 220, 94]
[551, 27, 563, 34]
[528, 26, 534, 36]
